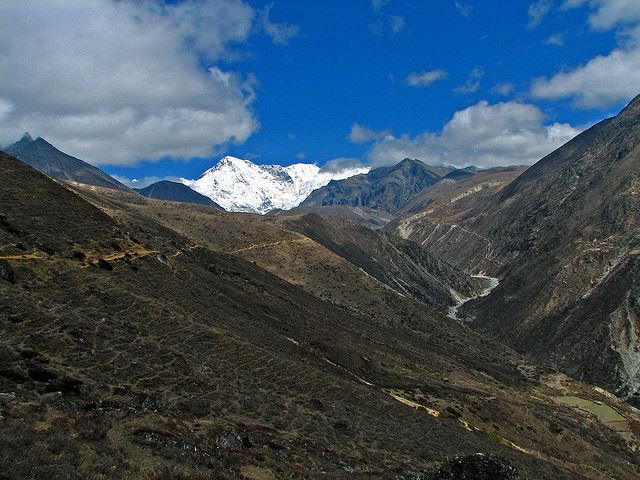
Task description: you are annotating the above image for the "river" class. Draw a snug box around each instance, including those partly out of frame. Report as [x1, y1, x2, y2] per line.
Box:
[447, 274, 499, 320]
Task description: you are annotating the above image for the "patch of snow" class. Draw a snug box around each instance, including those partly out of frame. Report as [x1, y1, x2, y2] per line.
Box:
[181, 156, 369, 214]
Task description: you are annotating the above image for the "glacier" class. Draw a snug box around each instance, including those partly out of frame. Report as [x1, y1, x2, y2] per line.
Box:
[182, 156, 369, 214]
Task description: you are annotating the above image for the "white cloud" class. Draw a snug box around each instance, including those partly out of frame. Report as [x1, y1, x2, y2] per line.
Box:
[454, 1, 473, 17]
[262, 3, 299, 45]
[372, 0, 392, 11]
[534, 0, 640, 107]
[491, 83, 516, 96]
[320, 157, 366, 173]
[370, 0, 404, 35]
[406, 69, 448, 87]
[0, 0, 264, 166]
[546, 33, 565, 45]
[165, 0, 255, 60]
[0, 98, 14, 122]
[366, 101, 582, 168]
[349, 123, 393, 144]
[528, 0, 554, 29]
[295, 151, 306, 160]
[532, 48, 640, 106]
[390, 15, 406, 33]
[454, 67, 484, 94]
[562, 0, 640, 31]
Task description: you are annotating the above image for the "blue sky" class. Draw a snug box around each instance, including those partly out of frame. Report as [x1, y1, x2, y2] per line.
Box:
[1, 0, 639, 185]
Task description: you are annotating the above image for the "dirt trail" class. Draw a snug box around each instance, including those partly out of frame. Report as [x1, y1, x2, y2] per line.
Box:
[228, 237, 311, 254]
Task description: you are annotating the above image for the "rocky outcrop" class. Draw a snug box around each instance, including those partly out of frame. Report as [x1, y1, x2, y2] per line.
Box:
[429, 454, 524, 480]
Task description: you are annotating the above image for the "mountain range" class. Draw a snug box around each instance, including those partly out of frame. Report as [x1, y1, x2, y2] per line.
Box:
[2, 135, 506, 220]
[300, 158, 448, 213]
[4, 94, 640, 478]
[2, 149, 639, 478]
[182, 156, 369, 214]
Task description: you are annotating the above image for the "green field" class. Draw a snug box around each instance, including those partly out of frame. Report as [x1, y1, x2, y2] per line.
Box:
[554, 396, 629, 430]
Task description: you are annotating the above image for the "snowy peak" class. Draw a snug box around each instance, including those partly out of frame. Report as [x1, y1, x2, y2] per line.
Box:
[205, 155, 253, 172]
[183, 157, 369, 214]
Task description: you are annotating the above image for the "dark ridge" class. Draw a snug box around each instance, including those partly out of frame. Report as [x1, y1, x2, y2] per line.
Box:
[3, 134, 130, 191]
[135, 180, 224, 209]
[301, 158, 443, 213]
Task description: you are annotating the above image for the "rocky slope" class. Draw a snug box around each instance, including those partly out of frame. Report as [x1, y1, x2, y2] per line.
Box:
[3, 151, 639, 478]
[390, 95, 640, 402]
[270, 203, 394, 229]
[135, 180, 223, 209]
[283, 213, 482, 309]
[182, 156, 368, 214]
[3, 133, 129, 191]
[387, 166, 527, 272]
[300, 158, 446, 214]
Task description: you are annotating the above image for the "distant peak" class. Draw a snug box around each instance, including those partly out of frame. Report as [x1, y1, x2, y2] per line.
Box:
[33, 136, 53, 147]
[219, 155, 249, 165]
[398, 158, 424, 166]
[20, 132, 33, 142]
[393, 158, 427, 170]
[199, 155, 251, 177]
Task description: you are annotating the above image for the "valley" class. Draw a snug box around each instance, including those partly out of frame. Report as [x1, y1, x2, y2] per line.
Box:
[4, 96, 640, 477]
[2, 147, 640, 478]
[447, 275, 499, 320]
[3, 2, 640, 478]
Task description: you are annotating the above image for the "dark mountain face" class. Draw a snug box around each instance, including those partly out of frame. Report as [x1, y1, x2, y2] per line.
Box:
[3, 133, 129, 191]
[283, 213, 483, 309]
[390, 95, 640, 400]
[3, 151, 639, 478]
[135, 180, 223, 209]
[301, 158, 443, 213]
[443, 167, 477, 181]
[464, 95, 640, 399]
[272, 204, 394, 229]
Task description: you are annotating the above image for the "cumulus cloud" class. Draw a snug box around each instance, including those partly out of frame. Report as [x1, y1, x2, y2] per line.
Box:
[532, 48, 640, 106]
[0, 0, 269, 166]
[349, 123, 393, 144]
[528, 0, 554, 29]
[165, 0, 255, 60]
[406, 69, 448, 87]
[366, 101, 581, 168]
[562, 0, 640, 31]
[533, 0, 640, 107]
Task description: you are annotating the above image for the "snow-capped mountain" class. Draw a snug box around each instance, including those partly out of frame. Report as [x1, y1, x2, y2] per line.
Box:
[182, 156, 369, 214]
